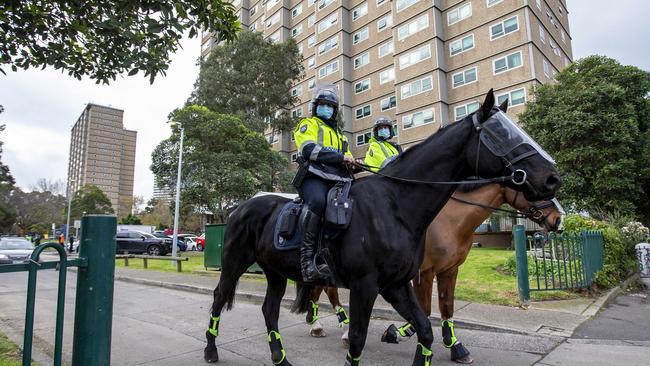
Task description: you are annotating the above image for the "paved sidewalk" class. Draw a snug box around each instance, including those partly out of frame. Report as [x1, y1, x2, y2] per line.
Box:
[109, 266, 618, 337]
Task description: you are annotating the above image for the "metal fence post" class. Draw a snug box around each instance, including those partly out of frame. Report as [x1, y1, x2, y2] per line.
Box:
[72, 215, 116, 366]
[514, 224, 531, 305]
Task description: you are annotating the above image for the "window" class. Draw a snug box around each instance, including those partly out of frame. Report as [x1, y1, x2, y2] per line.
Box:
[377, 15, 392, 31]
[564, 56, 570, 67]
[353, 52, 370, 69]
[377, 0, 387, 6]
[399, 44, 431, 69]
[291, 85, 302, 97]
[266, 131, 279, 144]
[401, 75, 433, 99]
[535, 0, 541, 9]
[396, 0, 418, 12]
[269, 31, 281, 43]
[308, 79, 316, 90]
[356, 132, 372, 146]
[307, 56, 315, 69]
[378, 40, 394, 57]
[250, 23, 257, 32]
[352, 3, 368, 21]
[318, 35, 338, 55]
[318, 0, 335, 11]
[266, 0, 279, 11]
[496, 88, 526, 107]
[398, 14, 428, 40]
[354, 79, 371, 94]
[309, 0, 316, 6]
[291, 153, 298, 162]
[292, 24, 303, 37]
[490, 16, 518, 40]
[381, 95, 397, 111]
[250, 6, 257, 16]
[448, 3, 472, 25]
[297, 43, 303, 54]
[558, 5, 564, 17]
[450, 34, 474, 56]
[353, 27, 369, 44]
[318, 60, 339, 78]
[318, 13, 338, 33]
[308, 14, 315, 27]
[266, 12, 280, 28]
[452, 67, 477, 88]
[308, 35, 316, 47]
[379, 68, 395, 84]
[487, 0, 503, 7]
[493, 51, 522, 74]
[539, 25, 546, 44]
[355, 105, 371, 119]
[292, 4, 303, 18]
[561, 30, 566, 43]
[454, 102, 480, 121]
[543, 59, 550, 77]
[403, 108, 434, 129]
[292, 107, 303, 118]
[550, 40, 560, 56]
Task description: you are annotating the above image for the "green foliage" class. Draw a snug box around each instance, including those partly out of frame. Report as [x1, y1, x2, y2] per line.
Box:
[0, 119, 16, 233]
[150, 105, 292, 223]
[120, 213, 142, 225]
[190, 30, 304, 133]
[0, 1, 240, 84]
[563, 214, 637, 288]
[520, 56, 650, 223]
[7, 188, 66, 234]
[70, 184, 114, 220]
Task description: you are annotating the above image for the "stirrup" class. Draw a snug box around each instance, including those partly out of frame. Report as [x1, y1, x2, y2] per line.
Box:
[313, 249, 332, 277]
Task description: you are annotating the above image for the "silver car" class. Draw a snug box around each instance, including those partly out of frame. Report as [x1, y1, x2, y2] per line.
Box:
[0, 237, 34, 264]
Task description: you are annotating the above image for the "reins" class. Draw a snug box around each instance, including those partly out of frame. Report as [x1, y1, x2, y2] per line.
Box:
[449, 196, 527, 218]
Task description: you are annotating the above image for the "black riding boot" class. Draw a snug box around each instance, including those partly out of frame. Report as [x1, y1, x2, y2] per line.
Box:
[300, 209, 330, 282]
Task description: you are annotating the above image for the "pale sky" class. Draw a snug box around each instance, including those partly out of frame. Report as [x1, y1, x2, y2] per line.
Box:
[1, 0, 648, 201]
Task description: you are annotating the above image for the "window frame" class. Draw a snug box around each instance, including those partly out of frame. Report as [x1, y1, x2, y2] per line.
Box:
[449, 34, 475, 56]
[377, 15, 393, 32]
[379, 68, 395, 84]
[401, 75, 433, 99]
[352, 2, 368, 21]
[496, 88, 527, 107]
[492, 51, 523, 75]
[399, 44, 431, 70]
[397, 14, 428, 41]
[452, 67, 478, 88]
[402, 108, 435, 129]
[292, 4, 302, 18]
[378, 40, 394, 58]
[486, 0, 503, 7]
[353, 27, 369, 45]
[380, 95, 397, 111]
[454, 101, 480, 121]
[396, 0, 418, 13]
[318, 59, 340, 79]
[447, 2, 472, 26]
[353, 52, 370, 69]
[354, 78, 371, 94]
[355, 104, 372, 120]
[490, 15, 519, 41]
[318, 12, 338, 33]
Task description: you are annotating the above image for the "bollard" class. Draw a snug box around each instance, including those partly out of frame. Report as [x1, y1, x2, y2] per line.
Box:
[514, 225, 531, 305]
[72, 215, 116, 366]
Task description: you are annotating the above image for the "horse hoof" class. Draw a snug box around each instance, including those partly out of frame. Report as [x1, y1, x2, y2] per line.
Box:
[341, 329, 350, 348]
[204, 346, 219, 363]
[310, 328, 327, 337]
[451, 343, 472, 364]
[453, 355, 474, 364]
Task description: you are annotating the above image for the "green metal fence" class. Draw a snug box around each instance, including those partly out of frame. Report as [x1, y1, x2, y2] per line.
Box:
[514, 225, 604, 304]
[0, 215, 116, 366]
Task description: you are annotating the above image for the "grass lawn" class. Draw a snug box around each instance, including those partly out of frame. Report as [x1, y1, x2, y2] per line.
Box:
[0, 331, 37, 366]
[114, 251, 212, 274]
[455, 248, 580, 306]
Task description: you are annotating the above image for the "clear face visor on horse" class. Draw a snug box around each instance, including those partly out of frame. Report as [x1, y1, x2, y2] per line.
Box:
[476, 111, 556, 186]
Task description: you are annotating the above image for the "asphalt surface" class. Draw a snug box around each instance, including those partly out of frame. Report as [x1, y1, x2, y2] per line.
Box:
[0, 269, 567, 366]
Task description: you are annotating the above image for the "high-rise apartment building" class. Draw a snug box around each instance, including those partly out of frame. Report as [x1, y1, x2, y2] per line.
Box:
[67, 104, 137, 217]
[201, 0, 572, 160]
[153, 181, 174, 202]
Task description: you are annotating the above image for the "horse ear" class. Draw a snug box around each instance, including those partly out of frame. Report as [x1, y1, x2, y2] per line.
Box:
[499, 98, 508, 113]
[479, 89, 495, 122]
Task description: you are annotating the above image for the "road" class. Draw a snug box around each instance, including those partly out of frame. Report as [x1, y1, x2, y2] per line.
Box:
[0, 269, 567, 366]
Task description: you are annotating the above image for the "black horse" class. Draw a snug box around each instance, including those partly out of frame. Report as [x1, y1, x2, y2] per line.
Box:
[203, 90, 561, 365]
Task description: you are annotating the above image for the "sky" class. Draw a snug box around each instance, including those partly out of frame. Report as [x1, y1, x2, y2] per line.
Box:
[1, 0, 649, 201]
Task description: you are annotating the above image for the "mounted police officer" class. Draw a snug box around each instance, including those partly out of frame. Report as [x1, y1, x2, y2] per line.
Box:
[292, 84, 354, 282]
[364, 116, 402, 172]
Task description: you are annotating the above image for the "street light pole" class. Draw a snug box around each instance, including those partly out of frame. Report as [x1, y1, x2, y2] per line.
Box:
[171, 125, 184, 260]
[64, 185, 72, 246]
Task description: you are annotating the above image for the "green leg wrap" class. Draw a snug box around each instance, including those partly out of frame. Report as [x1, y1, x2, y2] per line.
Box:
[441, 320, 458, 348]
[268, 330, 287, 365]
[336, 306, 349, 327]
[207, 316, 220, 337]
[398, 323, 416, 337]
[345, 352, 361, 366]
[413, 343, 432, 366]
[306, 300, 319, 325]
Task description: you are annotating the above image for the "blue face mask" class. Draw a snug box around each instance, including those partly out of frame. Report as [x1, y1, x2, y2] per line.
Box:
[316, 104, 334, 120]
[377, 127, 391, 139]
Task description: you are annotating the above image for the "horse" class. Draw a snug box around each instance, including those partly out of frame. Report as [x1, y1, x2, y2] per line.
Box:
[203, 89, 561, 366]
[305, 182, 563, 363]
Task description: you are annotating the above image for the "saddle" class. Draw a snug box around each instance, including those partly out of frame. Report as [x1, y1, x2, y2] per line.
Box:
[273, 182, 354, 252]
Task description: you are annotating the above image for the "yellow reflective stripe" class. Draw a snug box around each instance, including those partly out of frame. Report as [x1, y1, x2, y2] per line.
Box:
[442, 319, 458, 347]
[268, 331, 287, 365]
[208, 316, 220, 336]
[347, 352, 362, 361]
[418, 343, 433, 366]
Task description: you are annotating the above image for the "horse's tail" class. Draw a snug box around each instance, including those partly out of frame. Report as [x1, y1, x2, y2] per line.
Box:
[291, 283, 314, 314]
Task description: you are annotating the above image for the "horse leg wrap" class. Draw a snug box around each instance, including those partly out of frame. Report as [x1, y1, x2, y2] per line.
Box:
[344, 352, 361, 366]
[207, 316, 220, 337]
[336, 306, 349, 327]
[442, 320, 471, 362]
[268, 330, 289, 365]
[412, 343, 433, 366]
[382, 322, 415, 344]
[306, 300, 319, 325]
[204, 316, 221, 363]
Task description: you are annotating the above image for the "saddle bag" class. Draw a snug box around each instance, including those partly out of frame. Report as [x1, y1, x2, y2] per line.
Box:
[279, 201, 301, 239]
[325, 182, 354, 229]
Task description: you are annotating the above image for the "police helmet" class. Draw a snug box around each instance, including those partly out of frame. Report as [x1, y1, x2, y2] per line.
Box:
[372, 116, 394, 139]
[310, 84, 339, 120]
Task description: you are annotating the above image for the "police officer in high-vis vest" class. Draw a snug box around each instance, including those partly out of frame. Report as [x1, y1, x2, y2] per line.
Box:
[293, 84, 354, 282]
[364, 116, 402, 172]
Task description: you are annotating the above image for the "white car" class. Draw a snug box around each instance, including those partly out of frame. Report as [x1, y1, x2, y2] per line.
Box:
[185, 237, 199, 251]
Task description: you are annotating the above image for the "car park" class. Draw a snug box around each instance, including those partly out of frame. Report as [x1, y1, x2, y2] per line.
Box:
[195, 234, 205, 251]
[0, 237, 34, 264]
[152, 232, 186, 252]
[115, 231, 171, 256]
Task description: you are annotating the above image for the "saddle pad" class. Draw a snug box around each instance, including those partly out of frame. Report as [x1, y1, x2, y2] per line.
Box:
[274, 201, 303, 251]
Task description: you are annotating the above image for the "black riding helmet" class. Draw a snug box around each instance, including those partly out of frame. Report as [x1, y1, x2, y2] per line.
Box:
[311, 85, 339, 122]
[372, 116, 394, 140]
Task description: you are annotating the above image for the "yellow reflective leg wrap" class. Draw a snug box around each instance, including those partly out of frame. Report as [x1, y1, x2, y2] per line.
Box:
[208, 316, 220, 337]
[307, 300, 319, 325]
[336, 306, 349, 327]
[442, 320, 458, 348]
[268, 330, 287, 365]
[347, 352, 361, 362]
[417, 343, 433, 366]
[398, 323, 415, 337]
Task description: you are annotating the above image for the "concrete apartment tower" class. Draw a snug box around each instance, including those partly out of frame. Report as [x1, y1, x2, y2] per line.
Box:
[201, 0, 572, 160]
[67, 104, 137, 218]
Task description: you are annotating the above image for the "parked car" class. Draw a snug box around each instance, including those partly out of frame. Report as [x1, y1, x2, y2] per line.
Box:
[176, 234, 197, 251]
[152, 232, 186, 252]
[195, 234, 205, 252]
[0, 237, 34, 264]
[185, 237, 199, 251]
[115, 231, 171, 256]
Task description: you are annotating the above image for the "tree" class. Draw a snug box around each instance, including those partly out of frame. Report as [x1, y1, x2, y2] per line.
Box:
[30, 178, 66, 196]
[120, 213, 142, 225]
[190, 30, 303, 133]
[7, 188, 66, 235]
[140, 199, 173, 230]
[70, 184, 114, 220]
[1, 1, 240, 84]
[132, 195, 145, 214]
[520, 56, 650, 223]
[151, 105, 292, 223]
[0, 116, 16, 232]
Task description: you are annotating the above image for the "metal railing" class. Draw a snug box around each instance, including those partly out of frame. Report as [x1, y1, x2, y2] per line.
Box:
[0, 215, 116, 366]
[514, 225, 604, 304]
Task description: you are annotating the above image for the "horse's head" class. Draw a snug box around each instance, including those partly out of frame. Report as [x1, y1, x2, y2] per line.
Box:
[504, 187, 564, 232]
[465, 89, 561, 201]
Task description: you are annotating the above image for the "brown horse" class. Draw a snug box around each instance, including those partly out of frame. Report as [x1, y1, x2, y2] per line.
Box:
[306, 183, 562, 362]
